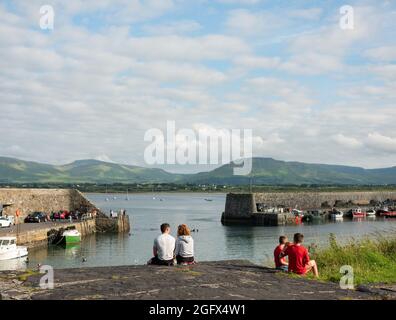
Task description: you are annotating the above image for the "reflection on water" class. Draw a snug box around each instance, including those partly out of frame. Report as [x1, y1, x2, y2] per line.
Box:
[1, 192, 395, 271]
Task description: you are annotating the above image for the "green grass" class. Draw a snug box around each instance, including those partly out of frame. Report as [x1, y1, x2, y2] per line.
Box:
[311, 234, 396, 285]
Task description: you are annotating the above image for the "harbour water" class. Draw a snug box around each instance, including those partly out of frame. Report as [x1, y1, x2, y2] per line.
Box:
[6, 192, 396, 270]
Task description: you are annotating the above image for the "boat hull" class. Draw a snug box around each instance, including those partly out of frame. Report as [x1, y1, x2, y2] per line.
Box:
[62, 235, 81, 244]
[0, 247, 28, 261]
[352, 214, 366, 218]
[380, 211, 396, 217]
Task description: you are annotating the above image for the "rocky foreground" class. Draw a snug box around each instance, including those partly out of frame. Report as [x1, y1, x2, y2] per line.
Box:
[0, 260, 394, 300]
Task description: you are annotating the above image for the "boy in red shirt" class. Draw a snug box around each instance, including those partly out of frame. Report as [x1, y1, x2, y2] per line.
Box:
[274, 236, 288, 271]
[280, 233, 319, 277]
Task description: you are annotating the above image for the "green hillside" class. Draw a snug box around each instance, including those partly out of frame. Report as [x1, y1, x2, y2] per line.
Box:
[0, 156, 395, 185]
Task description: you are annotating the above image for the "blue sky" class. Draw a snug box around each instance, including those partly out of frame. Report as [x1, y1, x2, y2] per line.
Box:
[0, 0, 396, 172]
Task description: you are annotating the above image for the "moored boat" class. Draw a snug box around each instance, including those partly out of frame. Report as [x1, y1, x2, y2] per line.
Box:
[352, 208, 366, 218]
[0, 237, 28, 261]
[303, 210, 327, 222]
[61, 228, 81, 244]
[292, 209, 304, 217]
[378, 207, 396, 217]
[366, 209, 376, 217]
[330, 209, 344, 219]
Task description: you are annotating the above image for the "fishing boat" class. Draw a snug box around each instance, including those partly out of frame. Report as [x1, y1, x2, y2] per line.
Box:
[330, 209, 344, 219]
[378, 207, 396, 217]
[366, 209, 376, 217]
[292, 209, 304, 217]
[303, 210, 327, 222]
[60, 228, 81, 245]
[0, 237, 28, 261]
[352, 208, 366, 218]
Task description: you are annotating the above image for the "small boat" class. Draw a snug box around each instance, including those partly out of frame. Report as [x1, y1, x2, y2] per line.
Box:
[378, 207, 396, 217]
[352, 208, 366, 218]
[303, 210, 327, 222]
[204, 198, 213, 202]
[292, 209, 304, 217]
[61, 228, 81, 245]
[330, 209, 344, 219]
[366, 209, 376, 217]
[0, 237, 28, 261]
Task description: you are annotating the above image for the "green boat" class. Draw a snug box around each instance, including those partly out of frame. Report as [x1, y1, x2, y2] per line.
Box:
[61, 228, 81, 244]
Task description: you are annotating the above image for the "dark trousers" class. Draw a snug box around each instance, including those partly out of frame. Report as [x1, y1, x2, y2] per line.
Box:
[149, 256, 174, 266]
[176, 255, 195, 265]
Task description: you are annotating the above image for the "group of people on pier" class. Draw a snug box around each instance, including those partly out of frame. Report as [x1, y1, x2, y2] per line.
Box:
[274, 233, 319, 277]
[148, 223, 195, 266]
[147, 223, 319, 278]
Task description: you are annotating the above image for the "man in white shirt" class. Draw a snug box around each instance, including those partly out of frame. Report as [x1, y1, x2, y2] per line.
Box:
[148, 223, 176, 266]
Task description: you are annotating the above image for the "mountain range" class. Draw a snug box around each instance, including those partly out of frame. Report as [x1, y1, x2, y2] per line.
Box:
[0, 156, 395, 185]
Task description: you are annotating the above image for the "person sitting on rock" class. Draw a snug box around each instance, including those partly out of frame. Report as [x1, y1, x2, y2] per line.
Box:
[280, 233, 319, 277]
[274, 235, 288, 271]
[148, 223, 175, 266]
[175, 224, 195, 265]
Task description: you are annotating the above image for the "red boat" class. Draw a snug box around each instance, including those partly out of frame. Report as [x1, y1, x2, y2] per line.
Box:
[352, 208, 366, 218]
[379, 207, 396, 217]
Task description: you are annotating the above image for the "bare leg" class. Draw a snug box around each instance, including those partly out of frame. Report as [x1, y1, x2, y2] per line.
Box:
[307, 260, 319, 277]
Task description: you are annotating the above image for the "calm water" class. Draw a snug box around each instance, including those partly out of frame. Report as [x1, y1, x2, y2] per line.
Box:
[5, 192, 396, 270]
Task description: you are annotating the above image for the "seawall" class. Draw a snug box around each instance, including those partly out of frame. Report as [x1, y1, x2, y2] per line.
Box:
[0, 188, 130, 246]
[222, 191, 396, 225]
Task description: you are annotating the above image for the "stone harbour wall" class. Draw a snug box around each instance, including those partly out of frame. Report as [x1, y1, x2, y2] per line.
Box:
[0, 188, 97, 219]
[223, 191, 396, 223]
[253, 191, 396, 210]
[0, 189, 130, 246]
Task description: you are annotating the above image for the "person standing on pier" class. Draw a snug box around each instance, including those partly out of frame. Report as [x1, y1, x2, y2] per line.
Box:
[280, 233, 319, 277]
[148, 223, 176, 266]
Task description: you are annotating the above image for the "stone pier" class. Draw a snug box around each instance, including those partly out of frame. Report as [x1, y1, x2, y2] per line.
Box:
[0, 188, 130, 246]
[222, 191, 396, 225]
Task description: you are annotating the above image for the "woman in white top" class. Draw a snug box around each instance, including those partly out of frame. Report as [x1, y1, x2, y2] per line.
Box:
[175, 224, 195, 265]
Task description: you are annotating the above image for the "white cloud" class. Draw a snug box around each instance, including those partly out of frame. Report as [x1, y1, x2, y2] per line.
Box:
[366, 132, 396, 153]
[332, 134, 363, 149]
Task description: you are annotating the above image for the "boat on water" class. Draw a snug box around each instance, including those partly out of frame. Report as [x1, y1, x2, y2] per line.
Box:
[204, 198, 213, 202]
[378, 207, 396, 218]
[60, 228, 81, 245]
[352, 208, 366, 218]
[303, 210, 327, 222]
[330, 209, 344, 219]
[292, 209, 304, 217]
[0, 237, 28, 261]
[366, 209, 376, 217]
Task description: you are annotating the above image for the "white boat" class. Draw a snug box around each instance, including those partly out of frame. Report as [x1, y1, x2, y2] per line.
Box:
[330, 210, 344, 219]
[366, 209, 376, 217]
[292, 209, 304, 217]
[0, 237, 28, 261]
[0, 216, 12, 228]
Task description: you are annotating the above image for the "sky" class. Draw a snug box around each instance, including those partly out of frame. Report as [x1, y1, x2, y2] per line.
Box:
[0, 0, 396, 173]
